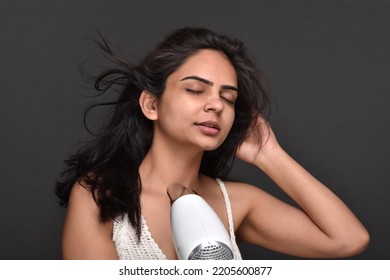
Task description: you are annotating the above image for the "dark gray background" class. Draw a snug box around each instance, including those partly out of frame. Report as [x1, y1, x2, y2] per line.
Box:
[0, 0, 389, 259]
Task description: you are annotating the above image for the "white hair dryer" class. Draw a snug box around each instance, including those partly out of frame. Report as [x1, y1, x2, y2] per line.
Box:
[167, 183, 234, 260]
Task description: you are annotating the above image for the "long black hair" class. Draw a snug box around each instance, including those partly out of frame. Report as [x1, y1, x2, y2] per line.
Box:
[55, 27, 270, 237]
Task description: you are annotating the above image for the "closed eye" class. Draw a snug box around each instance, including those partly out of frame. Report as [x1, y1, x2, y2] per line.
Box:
[220, 92, 236, 105]
[186, 88, 203, 94]
[221, 96, 236, 105]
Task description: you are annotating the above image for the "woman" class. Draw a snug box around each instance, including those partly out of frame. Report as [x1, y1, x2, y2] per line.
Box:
[55, 27, 369, 259]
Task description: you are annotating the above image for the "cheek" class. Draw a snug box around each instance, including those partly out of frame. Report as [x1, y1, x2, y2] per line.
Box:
[158, 97, 192, 126]
[226, 109, 236, 130]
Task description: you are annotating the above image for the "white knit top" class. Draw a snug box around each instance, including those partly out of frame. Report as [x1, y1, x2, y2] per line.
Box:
[112, 178, 242, 260]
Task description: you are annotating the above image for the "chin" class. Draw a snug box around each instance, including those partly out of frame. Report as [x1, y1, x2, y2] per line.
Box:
[194, 136, 226, 151]
[200, 142, 223, 151]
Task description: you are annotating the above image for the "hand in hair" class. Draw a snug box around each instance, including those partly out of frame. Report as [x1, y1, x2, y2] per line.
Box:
[236, 115, 279, 165]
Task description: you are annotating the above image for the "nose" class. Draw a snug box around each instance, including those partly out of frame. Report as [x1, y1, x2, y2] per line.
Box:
[204, 93, 223, 114]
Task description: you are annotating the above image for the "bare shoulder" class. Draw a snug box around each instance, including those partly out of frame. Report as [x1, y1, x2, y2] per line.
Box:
[62, 181, 118, 259]
[65, 181, 105, 222]
[67, 181, 96, 207]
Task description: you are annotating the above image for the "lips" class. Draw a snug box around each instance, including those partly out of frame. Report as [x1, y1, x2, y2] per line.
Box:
[195, 121, 221, 136]
[198, 121, 220, 130]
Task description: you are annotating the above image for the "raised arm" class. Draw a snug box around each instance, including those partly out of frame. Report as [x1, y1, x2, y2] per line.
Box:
[61, 182, 118, 259]
[235, 116, 369, 258]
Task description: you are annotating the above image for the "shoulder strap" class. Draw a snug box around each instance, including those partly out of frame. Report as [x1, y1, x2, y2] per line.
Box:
[215, 178, 242, 259]
[215, 178, 236, 241]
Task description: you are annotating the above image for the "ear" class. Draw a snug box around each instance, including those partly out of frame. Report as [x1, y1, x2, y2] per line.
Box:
[139, 90, 158, 120]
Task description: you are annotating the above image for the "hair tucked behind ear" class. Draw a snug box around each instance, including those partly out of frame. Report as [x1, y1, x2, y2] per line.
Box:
[55, 27, 270, 239]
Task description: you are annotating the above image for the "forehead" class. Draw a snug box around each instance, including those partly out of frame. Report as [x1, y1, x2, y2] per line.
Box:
[168, 49, 237, 86]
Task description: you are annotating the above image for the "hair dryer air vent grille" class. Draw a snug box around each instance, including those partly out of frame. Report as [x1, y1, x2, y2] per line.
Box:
[189, 241, 233, 260]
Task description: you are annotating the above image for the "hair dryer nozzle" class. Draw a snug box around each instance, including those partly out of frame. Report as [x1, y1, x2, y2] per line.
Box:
[167, 183, 195, 204]
[168, 184, 234, 260]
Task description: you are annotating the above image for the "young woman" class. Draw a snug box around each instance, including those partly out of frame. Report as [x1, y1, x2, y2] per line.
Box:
[55, 27, 369, 260]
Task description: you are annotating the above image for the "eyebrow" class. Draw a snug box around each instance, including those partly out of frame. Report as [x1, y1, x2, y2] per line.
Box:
[180, 75, 238, 92]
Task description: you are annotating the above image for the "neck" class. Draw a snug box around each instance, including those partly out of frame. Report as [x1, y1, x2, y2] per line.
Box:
[139, 140, 204, 193]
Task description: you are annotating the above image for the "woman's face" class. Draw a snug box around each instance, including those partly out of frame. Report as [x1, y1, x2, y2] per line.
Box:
[154, 49, 237, 151]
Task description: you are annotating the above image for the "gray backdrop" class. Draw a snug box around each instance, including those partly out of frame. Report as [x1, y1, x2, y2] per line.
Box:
[1, 0, 389, 259]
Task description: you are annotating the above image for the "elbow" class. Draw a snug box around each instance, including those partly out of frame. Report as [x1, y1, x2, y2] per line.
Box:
[351, 229, 370, 255]
[333, 229, 370, 258]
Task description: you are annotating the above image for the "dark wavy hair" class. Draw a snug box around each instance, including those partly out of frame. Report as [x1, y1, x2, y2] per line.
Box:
[55, 27, 270, 237]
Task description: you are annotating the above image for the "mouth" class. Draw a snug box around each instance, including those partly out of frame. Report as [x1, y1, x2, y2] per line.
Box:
[197, 121, 220, 130]
[195, 121, 221, 136]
